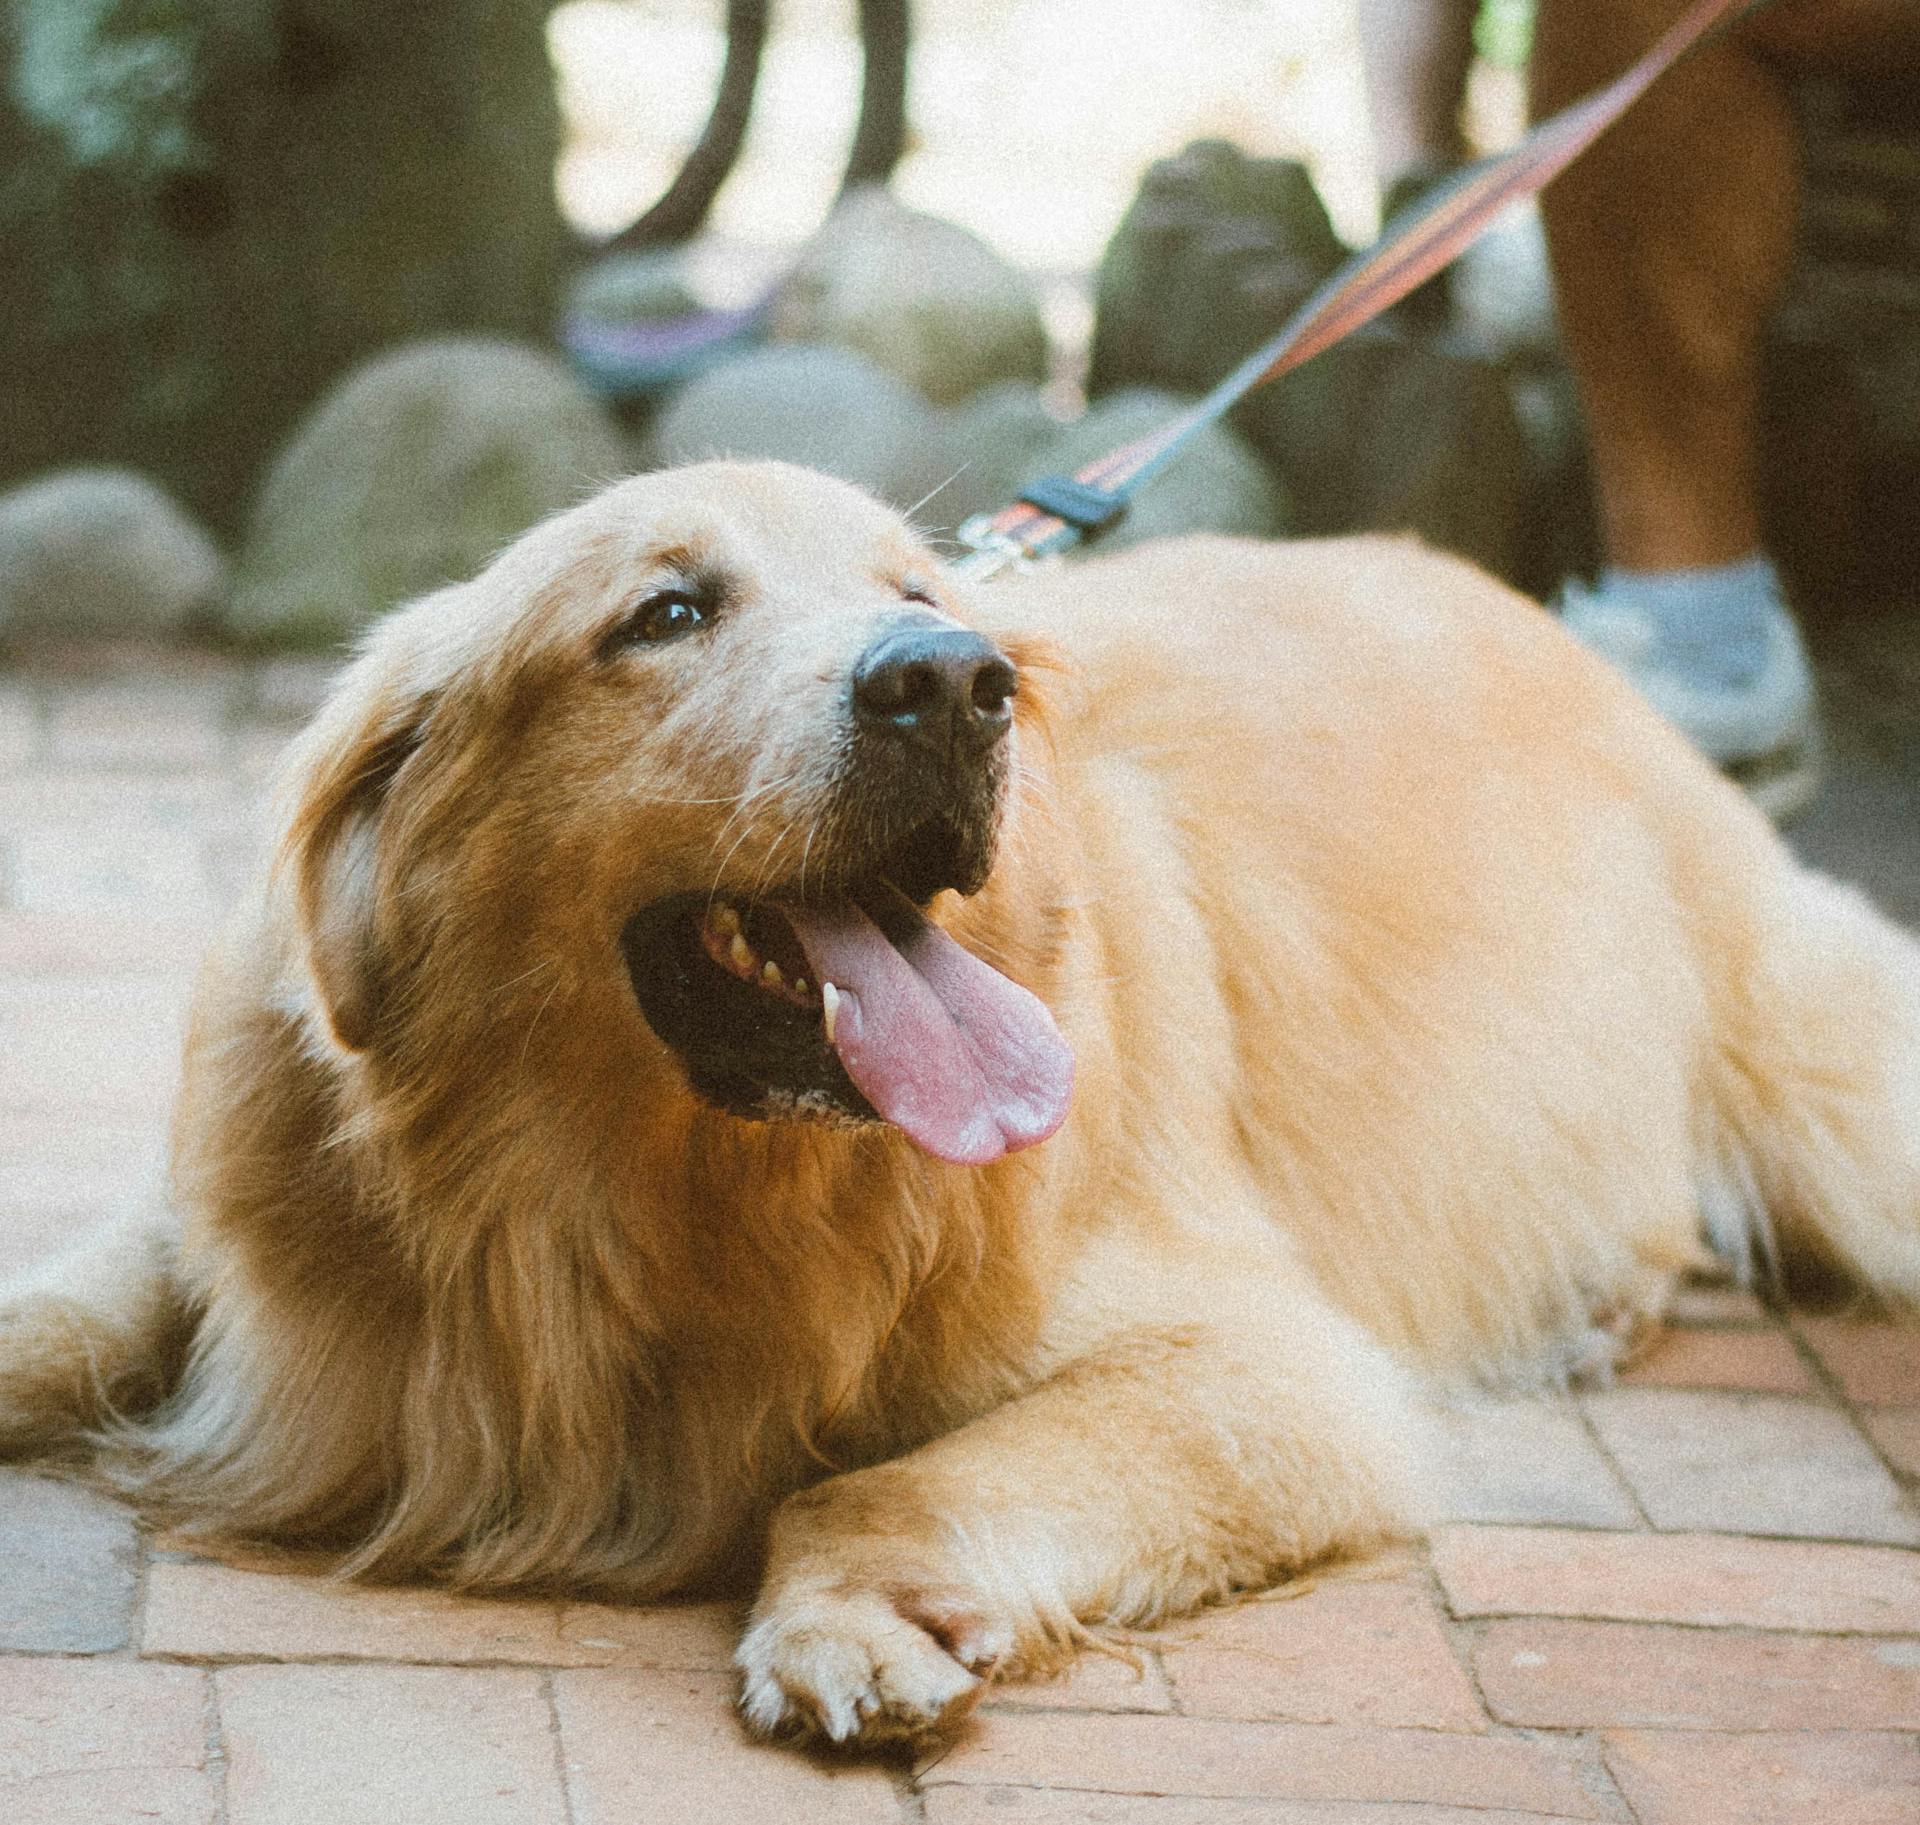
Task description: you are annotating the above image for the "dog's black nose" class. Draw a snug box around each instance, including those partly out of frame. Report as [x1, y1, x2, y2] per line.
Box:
[852, 627, 1017, 754]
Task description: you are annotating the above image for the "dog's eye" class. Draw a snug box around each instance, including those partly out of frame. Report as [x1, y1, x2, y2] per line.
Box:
[614, 589, 709, 650]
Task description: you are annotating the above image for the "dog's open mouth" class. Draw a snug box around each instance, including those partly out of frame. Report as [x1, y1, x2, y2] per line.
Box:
[620, 877, 1073, 1165]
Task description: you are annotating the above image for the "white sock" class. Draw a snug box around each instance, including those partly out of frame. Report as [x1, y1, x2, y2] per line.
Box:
[1588, 554, 1787, 691]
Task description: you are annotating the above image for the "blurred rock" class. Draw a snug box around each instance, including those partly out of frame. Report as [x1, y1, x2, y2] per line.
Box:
[936, 383, 1071, 532]
[227, 340, 627, 648]
[646, 344, 959, 513]
[1089, 141, 1345, 400]
[1237, 330, 1530, 583]
[769, 188, 1048, 406]
[937, 385, 1285, 549]
[0, 0, 565, 534]
[0, 468, 226, 639]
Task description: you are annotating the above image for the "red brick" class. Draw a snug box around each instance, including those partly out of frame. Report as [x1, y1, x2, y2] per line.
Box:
[1616, 1326, 1813, 1394]
[1159, 1575, 1484, 1729]
[1433, 1524, 1920, 1632]
[925, 1795, 1583, 1825]
[1797, 1314, 1920, 1407]
[920, 1715, 1606, 1817]
[1862, 1406, 1920, 1481]
[218, 1663, 565, 1825]
[984, 1647, 1173, 1713]
[1581, 1387, 1920, 1544]
[554, 1669, 903, 1823]
[1664, 1281, 1769, 1327]
[1475, 1618, 1920, 1729]
[1604, 1729, 1920, 1825]
[1428, 1395, 1640, 1528]
[144, 1559, 589, 1665]
[0, 1469, 139, 1650]
[0, 1657, 214, 1825]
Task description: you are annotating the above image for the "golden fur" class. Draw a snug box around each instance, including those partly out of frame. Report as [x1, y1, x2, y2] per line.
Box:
[2, 461, 1916, 1744]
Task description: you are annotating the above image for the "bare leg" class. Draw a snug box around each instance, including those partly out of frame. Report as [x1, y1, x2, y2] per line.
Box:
[1533, 0, 1920, 571]
[1358, 0, 1477, 182]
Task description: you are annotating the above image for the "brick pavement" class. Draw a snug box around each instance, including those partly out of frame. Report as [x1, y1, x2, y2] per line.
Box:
[1, 632, 1916, 1824]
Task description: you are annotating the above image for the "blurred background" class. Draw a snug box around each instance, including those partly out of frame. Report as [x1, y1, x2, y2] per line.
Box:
[0, 0, 1913, 896]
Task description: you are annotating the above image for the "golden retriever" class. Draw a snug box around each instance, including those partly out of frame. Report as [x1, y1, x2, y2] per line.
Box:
[2, 460, 1917, 1746]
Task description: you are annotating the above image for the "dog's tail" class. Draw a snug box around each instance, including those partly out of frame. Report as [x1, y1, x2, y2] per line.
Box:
[0, 1210, 190, 1458]
[1703, 863, 1920, 1307]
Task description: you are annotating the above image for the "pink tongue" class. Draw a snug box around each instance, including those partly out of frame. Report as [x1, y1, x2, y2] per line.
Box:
[779, 887, 1074, 1165]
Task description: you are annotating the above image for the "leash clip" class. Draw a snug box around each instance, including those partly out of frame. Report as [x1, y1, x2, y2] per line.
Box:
[1015, 474, 1129, 536]
[953, 517, 1040, 580]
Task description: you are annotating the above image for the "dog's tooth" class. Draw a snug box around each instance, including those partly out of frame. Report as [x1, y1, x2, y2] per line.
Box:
[760, 959, 783, 989]
[793, 978, 809, 998]
[712, 904, 741, 937]
[729, 933, 755, 974]
[821, 981, 840, 1043]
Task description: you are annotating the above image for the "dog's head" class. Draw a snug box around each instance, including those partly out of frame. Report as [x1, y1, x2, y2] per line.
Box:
[277, 462, 1074, 1166]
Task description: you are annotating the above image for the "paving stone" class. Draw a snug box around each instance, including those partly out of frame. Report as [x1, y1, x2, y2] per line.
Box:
[0, 910, 210, 978]
[1862, 1406, 1920, 1480]
[1663, 1282, 1770, 1327]
[1433, 1524, 1920, 1632]
[1602, 1728, 1920, 1825]
[218, 1663, 566, 1825]
[984, 1647, 1174, 1714]
[925, 1796, 1588, 1825]
[0, 1658, 215, 1825]
[0, 685, 39, 768]
[234, 725, 298, 787]
[47, 682, 231, 770]
[557, 1598, 742, 1670]
[1616, 1326, 1814, 1394]
[0, 1468, 140, 1650]
[1580, 1387, 1920, 1544]
[554, 1669, 903, 1824]
[145, 1559, 588, 1665]
[0, 1115, 167, 1220]
[251, 656, 344, 724]
[0, 770, 237, 828]
[1796, 1314, 1920, 1406]
[1475, 1618, 1920, 1729]
[920, 1716, 1607, 1817]
[1427, 1395, 1641, 1528]
[0, 980, 188, 1119]
[1158, 1574, 1484, 1730]
[6, 825, 231, 919]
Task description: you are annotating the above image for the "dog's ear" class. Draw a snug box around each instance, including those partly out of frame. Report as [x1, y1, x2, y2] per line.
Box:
[280, 658, 433, 1054]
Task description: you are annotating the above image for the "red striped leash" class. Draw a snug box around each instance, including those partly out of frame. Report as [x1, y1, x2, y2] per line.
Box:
[953, 0, 1775, 580]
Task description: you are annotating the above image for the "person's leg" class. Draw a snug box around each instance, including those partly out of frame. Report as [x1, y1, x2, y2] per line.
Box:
[1358, 0, 1478, 182]
[1531, 0, 1920, 814]
[1534, 0, 1805, 571]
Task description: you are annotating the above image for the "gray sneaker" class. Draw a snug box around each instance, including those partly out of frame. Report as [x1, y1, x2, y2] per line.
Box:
[1559, 580, 1823, 824]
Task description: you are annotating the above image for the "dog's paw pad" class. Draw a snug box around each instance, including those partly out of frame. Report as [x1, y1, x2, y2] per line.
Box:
[735, 1587, 994, 1746]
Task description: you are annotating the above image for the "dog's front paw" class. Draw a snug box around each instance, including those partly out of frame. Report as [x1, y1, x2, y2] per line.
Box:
[735, 1580, 1014, 1746]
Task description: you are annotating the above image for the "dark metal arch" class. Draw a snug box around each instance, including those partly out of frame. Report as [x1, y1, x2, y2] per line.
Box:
[609, 0, 911, 252]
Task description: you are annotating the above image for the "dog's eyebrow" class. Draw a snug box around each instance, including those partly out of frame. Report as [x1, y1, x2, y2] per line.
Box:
[625, 539, 716, 586]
